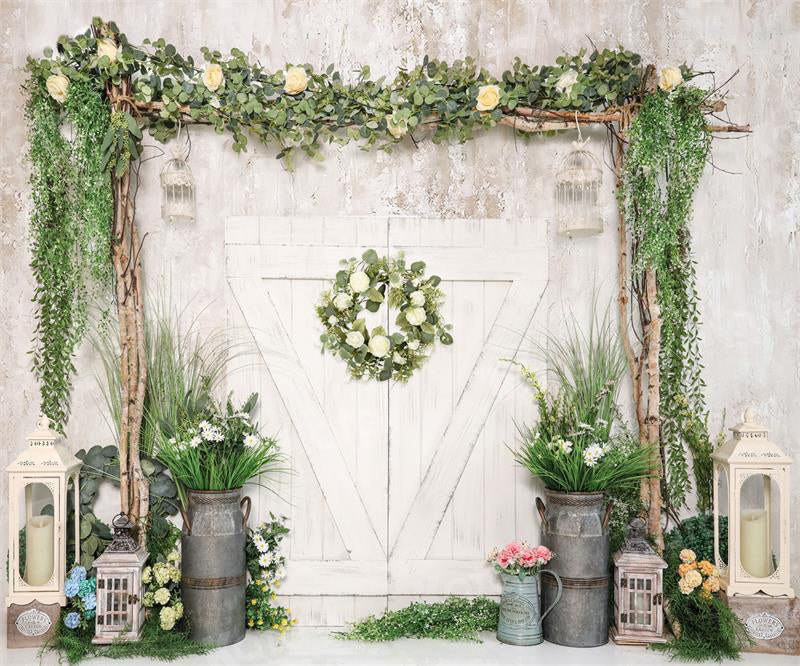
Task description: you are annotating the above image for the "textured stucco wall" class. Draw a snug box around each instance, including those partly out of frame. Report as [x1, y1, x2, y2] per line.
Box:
[1, 0, 799, 604]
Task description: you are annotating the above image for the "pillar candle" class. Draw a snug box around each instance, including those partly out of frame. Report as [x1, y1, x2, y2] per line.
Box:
[24, 514, 54, 586]
[740, 509, 770, 578]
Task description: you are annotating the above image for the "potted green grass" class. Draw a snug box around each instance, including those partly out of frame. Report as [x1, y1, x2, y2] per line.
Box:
[512, 307, 653, 647]
[155, 393, 282, 648]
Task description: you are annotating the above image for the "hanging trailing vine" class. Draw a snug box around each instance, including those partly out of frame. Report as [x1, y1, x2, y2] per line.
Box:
[621, 86, 713, 515]
[26, 78, 112, 432]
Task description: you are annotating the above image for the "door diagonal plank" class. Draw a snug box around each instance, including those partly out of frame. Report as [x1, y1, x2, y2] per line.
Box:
[391, 279, 546, 560]
[229, 277, 385, 561]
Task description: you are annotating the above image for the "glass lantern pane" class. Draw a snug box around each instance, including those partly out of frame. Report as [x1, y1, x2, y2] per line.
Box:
[18, 482, 55, 586]
[740, 473, 779, 577]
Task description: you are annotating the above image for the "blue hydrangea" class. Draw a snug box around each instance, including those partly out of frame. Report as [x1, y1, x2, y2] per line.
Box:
[83, 592, 96, 611]
[64, 612, 80, 629]
[78, 578, 96, 598]
[64, 577, 80, 599]
[84, 609, 96, 620]
[69, 566, 87, 583]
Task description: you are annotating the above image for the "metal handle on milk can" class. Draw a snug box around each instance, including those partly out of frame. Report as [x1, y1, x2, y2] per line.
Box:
[535, 497, 548, 530]
[240, 496, 251, 529]
[180, 505, 192, 535]
[539, 569, 562, 622]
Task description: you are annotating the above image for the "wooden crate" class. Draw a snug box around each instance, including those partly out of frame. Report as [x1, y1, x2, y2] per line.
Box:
[7, 600, 60, 648]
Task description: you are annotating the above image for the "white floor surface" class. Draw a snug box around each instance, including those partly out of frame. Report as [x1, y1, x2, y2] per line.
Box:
[5, 628, 798, 666]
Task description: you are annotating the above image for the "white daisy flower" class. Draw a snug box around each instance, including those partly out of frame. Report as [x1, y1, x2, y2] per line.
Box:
[258, 553, 272, 568]
[189, 435, 202, 448]
[243, 434, 260, 449]
[256, 540, 270, 555]
[583, 443, 605, 468]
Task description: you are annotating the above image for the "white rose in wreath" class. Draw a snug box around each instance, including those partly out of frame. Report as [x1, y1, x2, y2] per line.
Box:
[409, 290, 426, 306]
[658, 66, 683, 93]
[555, 69, 579, 96]
[349, 271, 370, 293]
[97, 38, 118, 63]
[393, 352, 406, 365]
[345, 331, 365, 348]
[368, 335, 390, 358]
[405, 307, 427, 326]
[285, 66, 308, 95]
[407, 339, 420, 350]
[333, 293, 353, 310]
[202, 63, 224, 92]
[46, 73, 69, 104]
[476, 84, 501, 111]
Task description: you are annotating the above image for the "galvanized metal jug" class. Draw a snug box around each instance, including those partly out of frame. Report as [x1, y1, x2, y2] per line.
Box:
[181, 488, 251, 646]
[497, 571, 562, 646]
[536, 490, 612, 647]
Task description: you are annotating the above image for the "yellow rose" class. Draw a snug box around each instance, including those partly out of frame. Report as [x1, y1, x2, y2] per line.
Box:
[202, 63, 224, 92]
[698, 560, 715, 576]
[46, 73, 69, 104]
[285, 66, 308, 95]
[476, 84, 501, 112]
[685, 569, 703, 589]
[659, 66, 683, 93]
[678, 562, 696, 577]
[97, 38, 118, 63]
[706, 576, 721, 592]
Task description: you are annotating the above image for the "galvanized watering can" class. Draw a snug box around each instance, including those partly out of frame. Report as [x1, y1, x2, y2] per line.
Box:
[497, 570, 562, 646]
[180, 488, 251, 646]
[536, 490, 612, 647]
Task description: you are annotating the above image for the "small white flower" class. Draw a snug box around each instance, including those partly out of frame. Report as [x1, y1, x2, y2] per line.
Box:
[255, 539, 270, 555]
[555, 69, 579, 96]
[368, 335, 391, 358]
[349, 271, 370, 293]
[405, 307, 426, 326]
[189, 435, 202, 448]
[244, 433, 260, 449]
[346, 331, 365, 348]
[327, 315, 338, 325]
[409, 290, 426, 306]
[407, 339, 420, 351]
[392, 352, 406, 365]
[583, 443, 605, 468]
[559, 440, 573, 454]
[333, 293, 352, 310]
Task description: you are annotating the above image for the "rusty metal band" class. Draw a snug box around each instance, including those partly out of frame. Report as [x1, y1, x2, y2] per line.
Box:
[189, 494, 240, 505]
[182, 573, 246, 590]
[542, 575, 609, 589]
[545, 493, 605, 507]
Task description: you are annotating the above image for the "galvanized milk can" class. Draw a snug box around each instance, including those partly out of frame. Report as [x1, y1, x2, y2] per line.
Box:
[536, 490, 612, 647]
[497, 571, 562, 646]
[181, 488, 251, 646]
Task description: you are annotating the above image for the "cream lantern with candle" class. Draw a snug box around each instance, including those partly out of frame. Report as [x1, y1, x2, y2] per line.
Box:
[712, 408, 794, 598]
[6, 417, 82, 647]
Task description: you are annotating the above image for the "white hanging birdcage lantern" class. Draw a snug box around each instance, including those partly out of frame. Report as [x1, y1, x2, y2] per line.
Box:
[555, 131, 603, 238]
[160, 127, 195, 224]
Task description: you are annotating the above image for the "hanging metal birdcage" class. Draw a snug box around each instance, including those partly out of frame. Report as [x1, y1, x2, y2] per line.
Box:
[160, 129, 195, 224]
[555, 138, 603, 238]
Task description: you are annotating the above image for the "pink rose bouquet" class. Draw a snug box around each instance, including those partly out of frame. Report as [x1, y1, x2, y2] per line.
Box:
[488, 541, 554, 579]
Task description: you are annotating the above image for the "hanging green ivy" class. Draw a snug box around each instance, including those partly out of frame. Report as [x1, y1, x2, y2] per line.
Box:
[621, 86, 713, 511]
[26, 77, 112, 432]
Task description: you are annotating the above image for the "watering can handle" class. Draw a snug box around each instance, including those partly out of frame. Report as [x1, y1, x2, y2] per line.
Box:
[535, 497, 547, 530]
[602, 502, 613, 529]
[540, 569, 562, 622]
[241, 496, 252, 529]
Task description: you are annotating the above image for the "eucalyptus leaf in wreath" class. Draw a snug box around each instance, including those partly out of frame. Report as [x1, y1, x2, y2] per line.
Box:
[316, 250, 454, 382]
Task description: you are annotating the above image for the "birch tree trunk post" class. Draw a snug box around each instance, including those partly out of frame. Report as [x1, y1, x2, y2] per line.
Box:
[108, 76, 149, 533]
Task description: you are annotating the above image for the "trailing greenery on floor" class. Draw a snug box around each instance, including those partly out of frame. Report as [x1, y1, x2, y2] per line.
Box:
[335, 597, 499, 642]
[41, 613, 213, 665]
[653, 515, 747, 662]
[26, 78, 113, 432]
[621, 86, 713, 513]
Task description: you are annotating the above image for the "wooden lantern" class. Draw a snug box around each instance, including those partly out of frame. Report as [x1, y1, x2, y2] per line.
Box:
[712, 408, 794, 598]
[611, 517, 668, 645]
[93, 513, 148, 643]
[555, 139, 603, 238]
[6, 417, 81, 647]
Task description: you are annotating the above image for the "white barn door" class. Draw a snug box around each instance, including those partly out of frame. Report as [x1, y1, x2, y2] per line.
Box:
[225, 216, 547, 624]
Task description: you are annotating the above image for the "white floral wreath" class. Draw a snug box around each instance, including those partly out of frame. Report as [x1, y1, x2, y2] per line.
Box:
[316, 249, 454, 382]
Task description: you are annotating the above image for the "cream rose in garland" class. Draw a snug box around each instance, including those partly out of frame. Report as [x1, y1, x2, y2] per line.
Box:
[316, 249, 454, 382]
[202, 63, 225, 92]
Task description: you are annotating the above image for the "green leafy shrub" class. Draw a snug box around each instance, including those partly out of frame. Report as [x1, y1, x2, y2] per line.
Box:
[336, 597, 499, 642]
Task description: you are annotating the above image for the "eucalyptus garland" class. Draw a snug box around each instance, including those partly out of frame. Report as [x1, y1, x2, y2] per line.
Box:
[26, 77, 112, 431]
[621, 86, 713, 511]
[316, 250, 453, 382]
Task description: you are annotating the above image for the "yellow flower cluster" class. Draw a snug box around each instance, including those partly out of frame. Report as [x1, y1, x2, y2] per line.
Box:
[677, 549, 720, 601]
